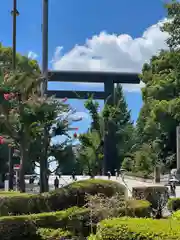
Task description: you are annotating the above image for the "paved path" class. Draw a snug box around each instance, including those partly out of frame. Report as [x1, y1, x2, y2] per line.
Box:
[25, 175, 167, 197]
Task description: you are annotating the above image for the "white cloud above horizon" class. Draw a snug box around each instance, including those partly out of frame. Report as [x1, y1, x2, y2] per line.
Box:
[28, 51, 38, 60]
[52, 19, 169, 92]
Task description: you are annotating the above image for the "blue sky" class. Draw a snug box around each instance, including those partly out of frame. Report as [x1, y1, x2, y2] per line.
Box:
[1, 0, 169, 134]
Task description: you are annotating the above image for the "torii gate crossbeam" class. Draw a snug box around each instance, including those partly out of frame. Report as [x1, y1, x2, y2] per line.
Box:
[42, 0, 140, 174]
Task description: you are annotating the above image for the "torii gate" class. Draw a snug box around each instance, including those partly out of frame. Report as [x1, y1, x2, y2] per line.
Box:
[42, 0, 140, 173]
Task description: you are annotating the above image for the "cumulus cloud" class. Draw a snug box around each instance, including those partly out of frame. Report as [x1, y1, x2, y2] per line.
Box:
[52, 19, 169, 92]
[72, 112, 90, 120]
[28, 51, 38, 60]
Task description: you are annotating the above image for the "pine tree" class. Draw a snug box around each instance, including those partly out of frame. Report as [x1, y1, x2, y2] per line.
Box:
[78, 84, 134, 175]
[103, 84, 134, 173]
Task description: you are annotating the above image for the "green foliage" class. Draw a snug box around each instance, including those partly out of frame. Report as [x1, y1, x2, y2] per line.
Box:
[0, 199, 150, 240]
[78, 84, 134, 175]
[78, 130, 103, 175]
[0, 179, 125, 216]
[132, 186, 168, 218]
[121, 156, 134, 171]
[0, 43, 40, 73]
[172, 209, 180, 220]
[90, 217, 180, 240]
[0, 206, 87, 240]
[168, 198, 180, 212]
[37, 228, 73, 240]
[134, 1, 180, 172]
[162, 1, 180, 50]
[0, 44, 41, 177]
[134, 144, 157, 175]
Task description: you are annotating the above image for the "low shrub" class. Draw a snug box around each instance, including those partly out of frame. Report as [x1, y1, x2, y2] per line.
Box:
[0, 179, 125, 216]
[86, 192, 150, 220]
[0, 200, 150, 240]
[124, 199, 151, 217]
[90, 217, 180, 239]
[132, 185, 168, 218]
[37, 228, 73, 240]
[172, 210, 180, 220]
[168, 198, 180, 212]
[0, 207, 88, 240]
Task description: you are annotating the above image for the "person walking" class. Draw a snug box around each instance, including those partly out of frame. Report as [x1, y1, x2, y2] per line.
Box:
[107, 171, 111, 180]
[54, 176, 59, 190]
[72, 171, 76, 181]
[115, 169, 118, 179]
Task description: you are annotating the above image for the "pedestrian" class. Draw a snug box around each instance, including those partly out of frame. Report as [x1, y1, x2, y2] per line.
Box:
[54, 176, 59, 190]
[115, 169, 118, 179]
[172, 181, 176, 196]
[72, 171, 76, 181]
[107, 171, 111, 180]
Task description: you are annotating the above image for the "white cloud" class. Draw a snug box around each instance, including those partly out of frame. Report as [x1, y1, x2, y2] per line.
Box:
[52, 19, 169, 92]
[72, 112, 90, 120]
[28, 51, 38, 60]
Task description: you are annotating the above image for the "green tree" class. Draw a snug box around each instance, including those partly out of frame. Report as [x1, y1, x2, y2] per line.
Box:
[78, 85, 134, 175]
[0, 44, 40, 186]
[135, 1, 180, 171]
[0, 69, 44, 192]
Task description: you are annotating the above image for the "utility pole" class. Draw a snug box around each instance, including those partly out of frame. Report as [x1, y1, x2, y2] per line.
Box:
[11, 0, 19, 70]
[8, 0, 19, 190]
[40, 0, 49, 193]
[42, 0, 48, 95]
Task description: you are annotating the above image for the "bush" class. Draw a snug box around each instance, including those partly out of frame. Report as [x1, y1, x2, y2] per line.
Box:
[172, 210, 180, 220]
[86, 193, 150, 220]
[37, 228, 73, 240]
[0, 207, 88, 240]
[90, 217, 180, 239]
[132, 186, 168, 218]
[0, 179, 125, 216]
[124, 199, 151, 217]
[0, 200, 150, 240]
[168, 198, 180, 212]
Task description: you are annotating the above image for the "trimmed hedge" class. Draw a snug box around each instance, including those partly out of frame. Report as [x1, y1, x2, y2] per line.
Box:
[124, 199, 150, 217]
[0, 179, 125, 216]
[0, 200, 150, 240]
[172, 210, 180, 220]
[0, 207, 88, 240]
[168, 198, 180, 212]
[132, 186, 168, 209]
[90, 218, 180, 239]
[37, 228, 73, 240]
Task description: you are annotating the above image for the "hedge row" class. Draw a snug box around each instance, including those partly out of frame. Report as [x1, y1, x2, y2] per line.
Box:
[132, 186, 169, 209]
[0, 179, 125, 216]
[172, 210, 180, 220]
[0, 200, 150, 240]
[0, 207, 88, 240]
[89, 217, 180, 240]
[168, 198, 180, 212]
[37, 228, 73, 240]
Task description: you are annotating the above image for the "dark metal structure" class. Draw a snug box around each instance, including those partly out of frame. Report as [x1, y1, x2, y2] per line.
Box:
[11, 0, 19, 70]
[8, 0, 20, 190]
[42, 0, 140, 173]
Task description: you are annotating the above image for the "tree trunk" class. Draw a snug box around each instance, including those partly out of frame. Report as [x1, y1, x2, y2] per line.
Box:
[8, 147, 14, 191]
[40, 157, 49, 193]
[19, 144, 27, 193]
